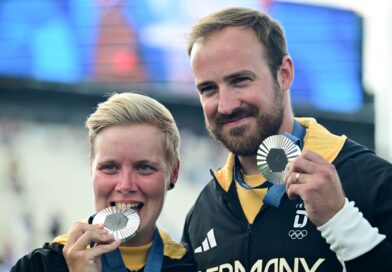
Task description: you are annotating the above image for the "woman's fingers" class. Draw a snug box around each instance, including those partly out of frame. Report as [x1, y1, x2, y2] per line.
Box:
[88, 239, 122, 258]
[63, 222, 121, 272]
[66, 222, 104, 246]
[73, 230, 115, 250]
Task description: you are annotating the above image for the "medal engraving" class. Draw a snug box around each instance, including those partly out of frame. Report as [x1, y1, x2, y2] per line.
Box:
[93, 205, 140, 242]
[266, 148, 288, 172]
[105, 213, 128, 231]
[257, 135, 301, 184]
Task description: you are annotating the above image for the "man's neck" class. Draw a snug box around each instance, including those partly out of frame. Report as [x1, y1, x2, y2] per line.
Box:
[238, 155, 259, 175]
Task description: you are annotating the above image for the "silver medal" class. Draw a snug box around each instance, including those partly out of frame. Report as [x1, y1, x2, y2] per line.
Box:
[257, 135, 301, 184]
[92, 205, 140, 242]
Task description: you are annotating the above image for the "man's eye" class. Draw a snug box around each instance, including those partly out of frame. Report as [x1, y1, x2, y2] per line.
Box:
[232, 77, 251, 86]
[198, 85, 217, 95]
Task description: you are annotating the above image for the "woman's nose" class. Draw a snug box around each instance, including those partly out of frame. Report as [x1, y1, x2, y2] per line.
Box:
[115, 171, 138, 193]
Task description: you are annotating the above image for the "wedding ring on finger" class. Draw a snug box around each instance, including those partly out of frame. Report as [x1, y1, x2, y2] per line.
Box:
[294, 172, 301, 184]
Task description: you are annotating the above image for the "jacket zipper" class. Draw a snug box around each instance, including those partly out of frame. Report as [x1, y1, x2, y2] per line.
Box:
[247, 223, 252, 270]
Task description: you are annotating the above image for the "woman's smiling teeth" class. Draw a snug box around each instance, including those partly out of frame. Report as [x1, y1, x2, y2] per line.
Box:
[112, 202, 143, 211]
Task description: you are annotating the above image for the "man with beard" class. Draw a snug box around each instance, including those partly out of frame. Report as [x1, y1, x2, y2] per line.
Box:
[181, 7, 392, 272]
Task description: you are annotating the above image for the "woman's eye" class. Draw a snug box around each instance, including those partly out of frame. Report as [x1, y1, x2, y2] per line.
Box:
[136, 164, 155, 175]
[98, 163, 118, 174]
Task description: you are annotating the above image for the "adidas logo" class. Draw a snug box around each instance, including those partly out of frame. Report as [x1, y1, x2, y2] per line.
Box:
[194, 228, 217, 254]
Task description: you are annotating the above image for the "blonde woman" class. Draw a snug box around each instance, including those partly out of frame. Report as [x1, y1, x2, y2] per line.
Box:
[13, 92, 195, 272]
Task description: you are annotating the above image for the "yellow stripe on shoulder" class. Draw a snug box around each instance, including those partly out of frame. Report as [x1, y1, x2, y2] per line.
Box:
[159, 228, 186, 259]
[296, 117, 346, 162]
[213, 153, 235, 192]
[52, 233, 69, 245]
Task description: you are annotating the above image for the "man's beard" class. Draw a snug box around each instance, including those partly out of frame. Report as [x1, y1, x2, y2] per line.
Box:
[206, 87, 284, 156]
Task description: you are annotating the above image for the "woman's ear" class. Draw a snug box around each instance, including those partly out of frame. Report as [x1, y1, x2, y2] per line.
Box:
[168, 160, 180, 190]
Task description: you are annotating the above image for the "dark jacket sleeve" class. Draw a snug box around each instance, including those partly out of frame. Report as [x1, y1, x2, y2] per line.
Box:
[11, 243, 69, 272]
[335, 140, 392, 271]
[181, 210, 193, 253]
[345, 240, 392, 271]
[163, 249, 196, 272]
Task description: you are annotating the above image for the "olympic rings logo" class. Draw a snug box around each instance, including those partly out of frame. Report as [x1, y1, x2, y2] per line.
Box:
[288, 229, 308, 239]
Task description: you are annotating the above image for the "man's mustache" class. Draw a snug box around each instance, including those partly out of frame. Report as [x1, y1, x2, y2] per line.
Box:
[214, 105, 259, 125]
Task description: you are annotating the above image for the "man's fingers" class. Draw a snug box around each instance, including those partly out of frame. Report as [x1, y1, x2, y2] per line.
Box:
[285, 171, 307, 200]
[286, 183, 299, 200]
[300, 150, 329, 164]
[286, 150, 329, 180]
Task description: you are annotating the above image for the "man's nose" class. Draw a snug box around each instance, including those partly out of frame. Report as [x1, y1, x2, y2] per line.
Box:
[217, 87, 241, 115]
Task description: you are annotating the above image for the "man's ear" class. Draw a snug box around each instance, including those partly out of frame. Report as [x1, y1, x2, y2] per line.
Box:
[168, 160, 180, 190]
[277, 55, 294, 91]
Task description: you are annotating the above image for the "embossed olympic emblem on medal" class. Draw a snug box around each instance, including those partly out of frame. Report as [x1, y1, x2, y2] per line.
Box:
[256, 135, 301, 184]
[93, 205, 140, 242]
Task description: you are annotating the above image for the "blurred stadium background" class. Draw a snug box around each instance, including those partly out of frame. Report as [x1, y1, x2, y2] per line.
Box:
[1, 0, 391, 269]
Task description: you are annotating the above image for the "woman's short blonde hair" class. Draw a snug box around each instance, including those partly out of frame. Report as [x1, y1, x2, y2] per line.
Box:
[86, 92, 180, 173]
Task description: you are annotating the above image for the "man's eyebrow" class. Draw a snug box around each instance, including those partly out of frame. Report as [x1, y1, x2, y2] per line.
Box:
[223, 70, 255, 82]
[195, 70, 256, 90]
[196, 81, 215, 90]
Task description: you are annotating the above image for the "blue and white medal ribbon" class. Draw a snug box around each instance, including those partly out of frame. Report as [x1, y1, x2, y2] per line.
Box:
[89, 209, 163, 272]
[234, 120, 305, 207]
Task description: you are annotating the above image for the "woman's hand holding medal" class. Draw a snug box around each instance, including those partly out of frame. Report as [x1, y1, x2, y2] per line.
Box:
[63, 222, 121, 272]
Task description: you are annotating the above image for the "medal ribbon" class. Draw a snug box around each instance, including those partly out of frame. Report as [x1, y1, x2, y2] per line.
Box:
[88, 215, 164, 272]
[233, 119, 305, 207]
